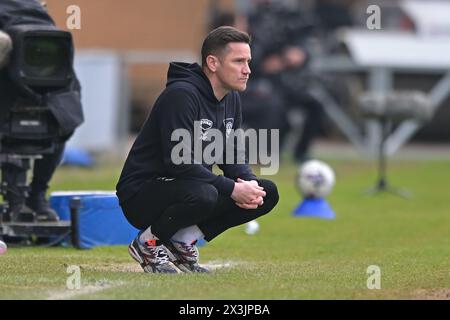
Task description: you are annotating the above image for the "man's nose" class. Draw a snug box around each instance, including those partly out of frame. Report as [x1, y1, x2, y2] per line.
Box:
[243, 64, 251, 75]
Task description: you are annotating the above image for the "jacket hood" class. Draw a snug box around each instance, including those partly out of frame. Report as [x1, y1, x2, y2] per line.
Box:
[166, 62, 219, 103]
[0, 0, 55, 29]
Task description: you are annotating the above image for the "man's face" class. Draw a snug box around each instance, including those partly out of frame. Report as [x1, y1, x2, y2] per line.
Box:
[215, 42, 251, 92]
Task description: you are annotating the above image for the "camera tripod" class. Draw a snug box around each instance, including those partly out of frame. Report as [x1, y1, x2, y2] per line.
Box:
[365, 118, 411, 199]
[0, 155, 34, 221]
[0, 155, 72, 244]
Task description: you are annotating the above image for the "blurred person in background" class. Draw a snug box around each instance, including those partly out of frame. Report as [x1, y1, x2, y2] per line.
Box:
[221, 1, 324, 162]
[213, 0, 353, 162]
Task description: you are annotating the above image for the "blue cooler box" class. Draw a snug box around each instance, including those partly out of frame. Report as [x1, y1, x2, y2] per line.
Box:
[50, 191, 139, 249]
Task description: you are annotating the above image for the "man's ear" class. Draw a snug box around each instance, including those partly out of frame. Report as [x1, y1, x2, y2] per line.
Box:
[206, 55, 219, 73]
[0, 30, 13, 70]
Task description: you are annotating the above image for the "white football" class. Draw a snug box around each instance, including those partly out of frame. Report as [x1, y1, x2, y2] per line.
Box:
[297, 160, 335, 198]
[0, 240, 7, 255]
[245, 220, 260, 235]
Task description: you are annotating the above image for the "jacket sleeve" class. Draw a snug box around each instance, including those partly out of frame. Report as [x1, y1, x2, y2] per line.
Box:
[217, 93, 258, 182]
[158, 87, 235, 196]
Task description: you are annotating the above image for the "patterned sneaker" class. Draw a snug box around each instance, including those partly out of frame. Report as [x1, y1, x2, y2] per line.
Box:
[164, 240, 209, 273]
[128, 236, 180, 273]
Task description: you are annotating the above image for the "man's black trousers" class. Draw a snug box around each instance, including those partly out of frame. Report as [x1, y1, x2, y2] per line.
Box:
[120, 178, 279, 242]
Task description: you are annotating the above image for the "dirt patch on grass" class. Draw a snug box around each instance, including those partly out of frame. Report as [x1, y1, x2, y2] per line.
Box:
[80, 260, 240, 273]
[81, 263, 142, 273]
[412, 288, 450, 300]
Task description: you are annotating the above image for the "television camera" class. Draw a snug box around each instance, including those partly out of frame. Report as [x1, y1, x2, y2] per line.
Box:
[0, 24, 76, 223]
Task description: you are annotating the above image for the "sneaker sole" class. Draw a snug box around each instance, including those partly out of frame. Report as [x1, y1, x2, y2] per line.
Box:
[174, 262, 193, 273]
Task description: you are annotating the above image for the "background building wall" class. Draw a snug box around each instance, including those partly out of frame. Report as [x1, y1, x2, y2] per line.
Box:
[44, 0, 235, 131]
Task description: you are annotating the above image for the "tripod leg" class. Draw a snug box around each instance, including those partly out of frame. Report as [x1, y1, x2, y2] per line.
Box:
[1, 159, 35, 222]
[364, 119, 411, 199]
[365, 183, 411, 198]
[365, 119, 389, 195]
[385, 185, 412, 199]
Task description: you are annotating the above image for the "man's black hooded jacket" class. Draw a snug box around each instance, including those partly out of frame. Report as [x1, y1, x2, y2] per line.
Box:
[116, 62, 257, 204]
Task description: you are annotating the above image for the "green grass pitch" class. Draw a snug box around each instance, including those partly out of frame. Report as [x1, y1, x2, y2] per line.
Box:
[0, 158, 449, 299]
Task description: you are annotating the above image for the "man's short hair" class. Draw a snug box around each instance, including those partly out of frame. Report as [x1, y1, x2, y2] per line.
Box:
[201, 26, 250, 67]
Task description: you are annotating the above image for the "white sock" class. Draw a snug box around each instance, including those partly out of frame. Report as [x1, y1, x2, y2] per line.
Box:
[171, 225, 204, 244]
[139, 226, 158, 245]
